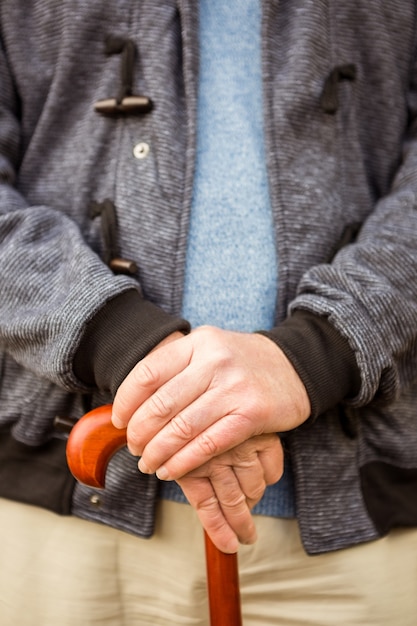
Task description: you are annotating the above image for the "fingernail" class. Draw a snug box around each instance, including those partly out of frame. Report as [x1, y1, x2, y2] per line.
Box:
[226, 537, 239, 553]
[138, 459, 151, 474]
[156, 466, 170, 481]
[111, 413, 123, 429]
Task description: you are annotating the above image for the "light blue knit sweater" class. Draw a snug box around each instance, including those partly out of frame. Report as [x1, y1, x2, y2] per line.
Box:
[162, 0, 295, 518]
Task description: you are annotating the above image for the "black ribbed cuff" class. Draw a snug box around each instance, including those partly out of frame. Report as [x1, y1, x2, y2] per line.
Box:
[73, 290, 190, 396]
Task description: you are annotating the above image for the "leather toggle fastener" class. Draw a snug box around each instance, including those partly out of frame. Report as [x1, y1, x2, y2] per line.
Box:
[94, 95, 152, 115]
[109, 257, 138, 275]
[90, 199, 139, 275]
[95, 36, 153, 116]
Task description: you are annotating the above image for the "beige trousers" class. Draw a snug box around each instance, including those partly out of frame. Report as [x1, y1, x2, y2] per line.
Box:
[0, 497, 416, 626]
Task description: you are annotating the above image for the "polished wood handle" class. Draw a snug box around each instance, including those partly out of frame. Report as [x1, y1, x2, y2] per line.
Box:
[66, 405, 126, 487]
[66, 405, 242, 626]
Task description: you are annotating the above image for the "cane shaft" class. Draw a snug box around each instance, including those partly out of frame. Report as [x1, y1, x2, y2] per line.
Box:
[205, 532, 242, 626]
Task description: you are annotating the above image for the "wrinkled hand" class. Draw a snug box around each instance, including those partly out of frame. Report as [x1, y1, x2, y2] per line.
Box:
[112, 326, 310, 549]
[112, 326, 310, 478]
[176, 433, 283, 553]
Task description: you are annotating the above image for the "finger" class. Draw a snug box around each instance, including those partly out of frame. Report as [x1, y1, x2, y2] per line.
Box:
[147, 407, 257, 479]
[208, 465, 258, 546]
[111, 336, 192, 428]
[174, 436, 282, 550]
[127, 361, 212, 458]
[137, 387, 232, 473]
[256, 434, 284, 486]
[177, 476, 240, 554]
[230, 452, 266, 509]
[231, 435, 284, 508]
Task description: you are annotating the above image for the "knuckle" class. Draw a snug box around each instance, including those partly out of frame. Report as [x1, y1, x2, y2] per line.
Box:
[170, 414, 193, 440]
[148, 391, 175, 420]
[220, 491, 247, 511]
[197, 494, 220, 516]
[196, 496, 230, 536]
[247, 483, 265, 503]
[197, 432, 219, 458]
[232, 445, 254, 465]
[133, 361, 160, 389]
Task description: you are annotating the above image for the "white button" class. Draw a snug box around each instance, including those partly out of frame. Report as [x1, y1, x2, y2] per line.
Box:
[133, 142, 150, 159]
[89, 494, 101, 508]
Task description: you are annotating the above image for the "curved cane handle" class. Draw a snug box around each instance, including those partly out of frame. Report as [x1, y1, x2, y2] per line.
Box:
[66, 404, 242, 626]
[66, 405, 127, 488]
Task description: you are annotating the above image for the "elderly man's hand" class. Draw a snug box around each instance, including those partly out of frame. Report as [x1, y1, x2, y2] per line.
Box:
[176, 433, 283, 553]
[112, 326, 310, 479]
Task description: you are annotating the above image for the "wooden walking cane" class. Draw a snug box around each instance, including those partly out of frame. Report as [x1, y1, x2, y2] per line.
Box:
[65, 404, 242, 626]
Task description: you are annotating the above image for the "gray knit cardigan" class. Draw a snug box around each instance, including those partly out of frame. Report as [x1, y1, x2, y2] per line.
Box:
[1, 0, 417, 554]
